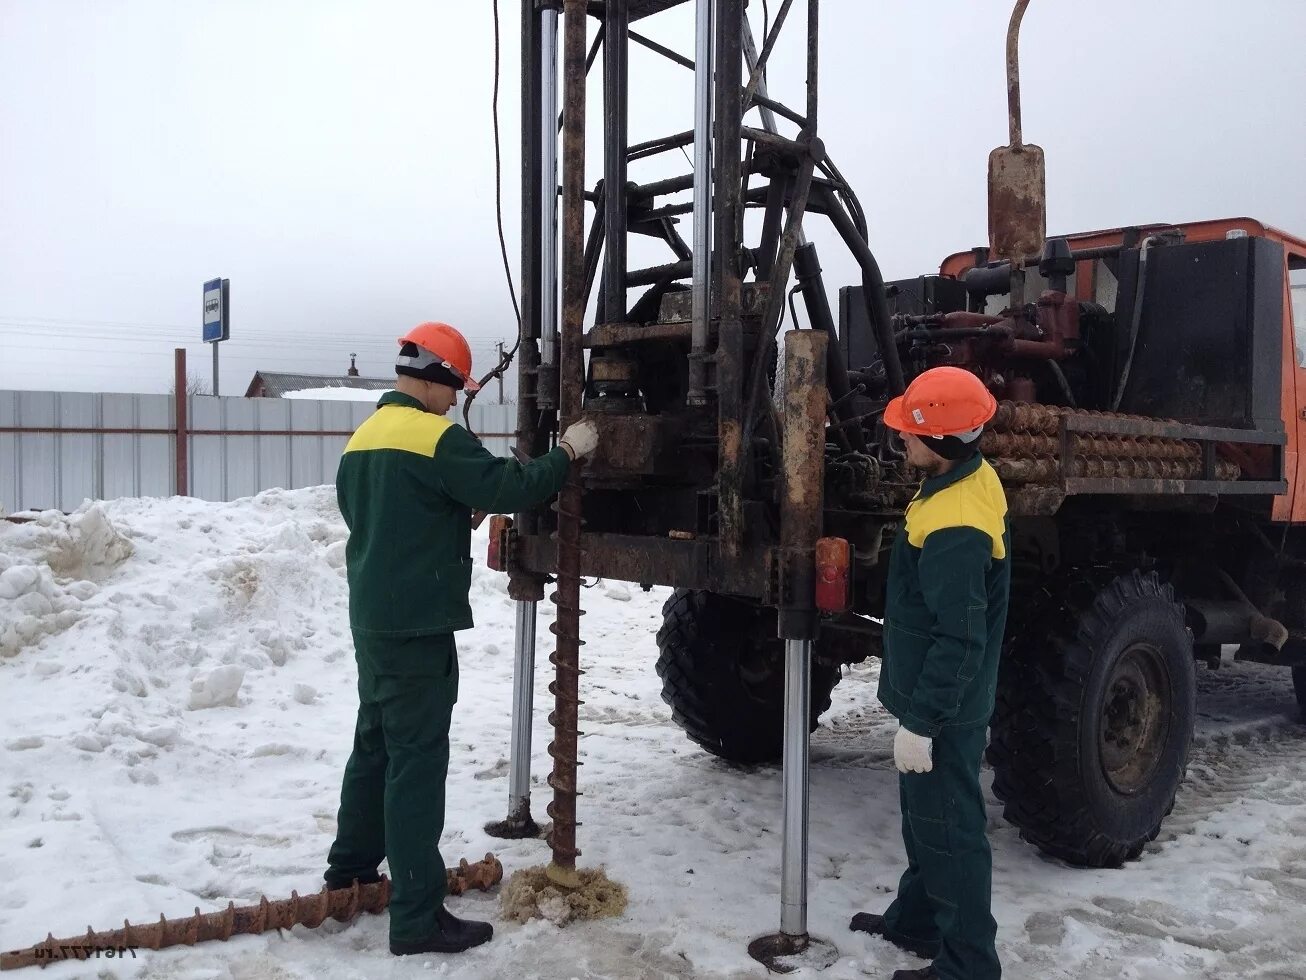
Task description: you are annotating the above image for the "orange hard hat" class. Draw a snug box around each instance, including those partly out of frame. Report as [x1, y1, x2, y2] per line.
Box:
[396, 321, 481, 392]
[883, 366, 996, 437]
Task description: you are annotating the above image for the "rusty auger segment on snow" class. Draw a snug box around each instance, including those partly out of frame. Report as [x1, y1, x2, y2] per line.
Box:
[0, 855, 503, 971]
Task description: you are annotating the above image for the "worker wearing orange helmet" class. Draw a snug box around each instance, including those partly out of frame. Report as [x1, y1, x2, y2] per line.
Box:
[323, 322, 598, 957]
[851, 366, 1008, 980]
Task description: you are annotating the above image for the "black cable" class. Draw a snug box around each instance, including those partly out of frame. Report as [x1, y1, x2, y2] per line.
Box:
[465, 0, 523, 430]
[490, 0, 521, 334]
[787, 283, 803, 332]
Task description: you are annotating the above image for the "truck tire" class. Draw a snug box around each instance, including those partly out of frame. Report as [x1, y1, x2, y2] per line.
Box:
[1277, 577, 1306, 720]
[986, 569, 1196, 867]
[655, 589, 841, 764]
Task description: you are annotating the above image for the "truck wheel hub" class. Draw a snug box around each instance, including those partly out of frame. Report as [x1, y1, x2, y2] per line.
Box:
[1099, 644, 1171, 795]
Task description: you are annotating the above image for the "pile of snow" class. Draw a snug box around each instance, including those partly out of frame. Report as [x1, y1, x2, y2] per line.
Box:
[0, 504, 132, 658]
[2, 488, 1305, 979]
[283, 386, 387, 402]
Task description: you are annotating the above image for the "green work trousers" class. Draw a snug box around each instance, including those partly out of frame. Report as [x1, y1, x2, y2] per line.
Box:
[326, 633, 459, 944]
[881, 725, 1000, 980]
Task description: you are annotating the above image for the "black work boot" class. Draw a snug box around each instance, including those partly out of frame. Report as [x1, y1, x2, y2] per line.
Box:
[389, 906, 494, 956]
[891, 967, 938, 980]
[848, 912, 937, 960]
[324, 870, 381, 891]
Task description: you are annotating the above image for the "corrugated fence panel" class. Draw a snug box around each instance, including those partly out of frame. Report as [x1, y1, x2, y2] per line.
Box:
[0, 390, 518, 511]
[16, 392, 58, 511]
[102, 393, 144, 501]
[224, 398, 260, 500]
[466, 401, 516, 457]
[56, 393, 97, 511]
[254, 399, 293, 492]
[137, 395, 174, 500]
[189, 396, 224, 501]
[0, 392, 18, 510]
[289, 399, 328, 489]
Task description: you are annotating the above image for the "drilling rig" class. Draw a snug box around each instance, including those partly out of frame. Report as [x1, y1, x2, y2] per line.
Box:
[488, 0, 1306, 964]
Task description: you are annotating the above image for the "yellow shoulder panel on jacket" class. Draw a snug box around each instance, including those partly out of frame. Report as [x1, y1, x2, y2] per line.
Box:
[905, 459, 1009, 559]
[343, 405, 456, 458]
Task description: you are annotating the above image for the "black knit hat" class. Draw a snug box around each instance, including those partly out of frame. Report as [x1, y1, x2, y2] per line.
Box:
[921, 424, 984, 461]
[395, 342, 465, 390]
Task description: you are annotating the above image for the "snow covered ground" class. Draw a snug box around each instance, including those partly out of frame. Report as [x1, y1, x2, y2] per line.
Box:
[2, 489, 1305, 980]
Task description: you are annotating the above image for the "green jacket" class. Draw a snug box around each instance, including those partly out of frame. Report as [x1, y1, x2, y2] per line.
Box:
[877, 452, 1011, 737]
[337, 391, 570, 637]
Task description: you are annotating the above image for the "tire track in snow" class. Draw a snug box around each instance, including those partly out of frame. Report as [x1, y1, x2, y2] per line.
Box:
[1152, 721, 1306, 848]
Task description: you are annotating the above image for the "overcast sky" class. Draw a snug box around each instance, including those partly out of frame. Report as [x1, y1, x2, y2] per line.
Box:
[3, 0, 1304, 395]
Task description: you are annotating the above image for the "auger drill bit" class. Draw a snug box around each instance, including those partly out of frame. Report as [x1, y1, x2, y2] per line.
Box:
[545, 0, 589, 892]
[0, 855, 503, 971]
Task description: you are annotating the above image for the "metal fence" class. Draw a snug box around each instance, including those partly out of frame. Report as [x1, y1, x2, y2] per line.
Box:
[0, 388, 517, 513]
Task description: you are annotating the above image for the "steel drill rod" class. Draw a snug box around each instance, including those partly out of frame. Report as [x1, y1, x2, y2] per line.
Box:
[539, 4, 561, 377]
[687, 0, 715, 404]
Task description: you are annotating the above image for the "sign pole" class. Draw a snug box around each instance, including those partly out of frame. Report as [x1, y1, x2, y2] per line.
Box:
[497, 340, 505, 404]
[202, 277, 230, 396]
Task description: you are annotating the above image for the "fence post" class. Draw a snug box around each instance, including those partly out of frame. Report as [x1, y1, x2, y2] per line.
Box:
[174, 348, 189, 496]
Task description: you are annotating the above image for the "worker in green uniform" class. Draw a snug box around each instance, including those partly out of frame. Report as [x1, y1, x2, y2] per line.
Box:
[322, 321, 599, 957]
[850, 366, 1009, 980]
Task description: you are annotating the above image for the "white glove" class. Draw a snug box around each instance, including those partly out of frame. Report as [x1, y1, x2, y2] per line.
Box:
[893, 725, 933, 774]
[560, 419, 598, 461]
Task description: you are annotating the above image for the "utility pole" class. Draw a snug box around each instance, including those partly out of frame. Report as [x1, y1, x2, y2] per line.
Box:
[496, 341, 505, 404]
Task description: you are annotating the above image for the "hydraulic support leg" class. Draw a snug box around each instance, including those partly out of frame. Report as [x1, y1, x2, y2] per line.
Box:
[749, 330, 838, 972]
[780, 636, 812, 937]
[486, 600, 543, 838]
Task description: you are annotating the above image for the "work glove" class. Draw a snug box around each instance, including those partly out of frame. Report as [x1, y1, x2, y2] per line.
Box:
[560, 419, 599, 461]
[893, 724, 933, 774]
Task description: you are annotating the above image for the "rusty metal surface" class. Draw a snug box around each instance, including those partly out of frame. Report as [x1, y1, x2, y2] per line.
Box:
[585, 414, 683, 477]
[0, 857, 503, 972]
[989, 456, 1060, 484]
[778, 330, 828, 639]
[990, 401, 1285, 447]
[588, 357, 639, 383]
[1005, 485, 1066, 516]
[1059, 411, 1286, 447]
[546, 0, 589, 879]
[990, 401, 1063, 435]
[1064, 477, 1286, 497]
[658, 282, 772, 324]
[987, 0, 1045, 262]
[982, 431, 1203, 462]
[987, 144, 1046, 262]
[991, 454, 1241, 486]
[586, 322, 693, 347]
[741, 151, 819, 481]
[714, 0, 747, 566]
[739, 0, 793, 114]
[174, 350, 189, 497]
[445, 854, 507, 896]
[511, 530, 777, 596]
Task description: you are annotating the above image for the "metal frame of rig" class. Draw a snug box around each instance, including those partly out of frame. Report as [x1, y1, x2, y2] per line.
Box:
[487, 0, 1306, 967]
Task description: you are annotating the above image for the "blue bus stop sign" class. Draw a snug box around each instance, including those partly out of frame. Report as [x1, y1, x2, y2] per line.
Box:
[203, 278, 229, 343]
